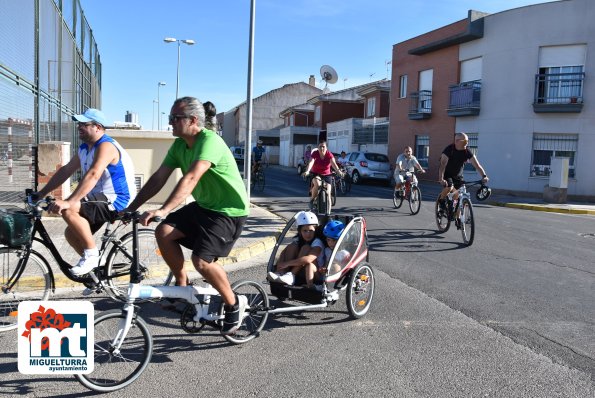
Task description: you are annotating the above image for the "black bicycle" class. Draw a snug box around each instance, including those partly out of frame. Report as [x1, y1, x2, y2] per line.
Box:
[251, 163, 265, 192]
[0, 189, 171, 331]
[305, 174, 334, 216]
[435, 180, 491, 246]
[334, 167, 351, 196]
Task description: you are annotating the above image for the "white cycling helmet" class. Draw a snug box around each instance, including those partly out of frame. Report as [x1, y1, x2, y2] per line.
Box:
[295, 211, 318, 226]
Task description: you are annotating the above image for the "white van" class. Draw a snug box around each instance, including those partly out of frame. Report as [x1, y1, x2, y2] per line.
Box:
[229, 146, 244, 162]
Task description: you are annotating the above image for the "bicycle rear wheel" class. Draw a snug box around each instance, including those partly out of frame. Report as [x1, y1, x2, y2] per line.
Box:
[393, 188, 404, 209]
[0, 248, 51, 332]
[221, 280, 269, 344]
[435, 198, 451, 233]
[75, 309, 152, 392]
[104, 229, 173, 302]
[408, 186, 422, 215]
[460, 198, 475, 246]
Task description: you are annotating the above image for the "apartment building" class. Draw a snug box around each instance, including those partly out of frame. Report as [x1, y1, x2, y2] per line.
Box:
[390, 0, 594, 198]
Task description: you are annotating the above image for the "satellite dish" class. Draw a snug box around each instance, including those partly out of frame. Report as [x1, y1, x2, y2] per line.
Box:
[320, 65, 338, 92]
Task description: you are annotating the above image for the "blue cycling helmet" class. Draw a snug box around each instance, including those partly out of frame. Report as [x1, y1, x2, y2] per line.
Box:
[323, 220, 345, 240]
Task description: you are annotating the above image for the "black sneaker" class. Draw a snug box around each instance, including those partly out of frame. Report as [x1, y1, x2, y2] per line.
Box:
[221, 295, 248, 335]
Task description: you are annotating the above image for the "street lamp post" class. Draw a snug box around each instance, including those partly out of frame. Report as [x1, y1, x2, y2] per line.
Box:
[163, 37, 195, 99]
[157, 82, 166, 130]
[152, 99, 158, 130]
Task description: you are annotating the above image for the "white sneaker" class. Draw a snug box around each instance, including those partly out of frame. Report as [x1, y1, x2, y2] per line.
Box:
[71, 254, 100, 276]
[278, 272, 295, 285]
[267, 271, 280, 282]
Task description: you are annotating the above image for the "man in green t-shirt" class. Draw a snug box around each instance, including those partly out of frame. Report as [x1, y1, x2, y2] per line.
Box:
[126, 96, 249, 335]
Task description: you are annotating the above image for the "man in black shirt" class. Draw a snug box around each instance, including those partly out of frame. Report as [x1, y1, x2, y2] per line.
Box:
[438, 132, 489, 205]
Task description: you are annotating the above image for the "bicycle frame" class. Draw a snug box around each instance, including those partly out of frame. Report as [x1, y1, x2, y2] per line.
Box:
[4, 193, 132, 293]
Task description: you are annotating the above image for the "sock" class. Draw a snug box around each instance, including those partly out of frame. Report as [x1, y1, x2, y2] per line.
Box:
[83, 248, 99, 257]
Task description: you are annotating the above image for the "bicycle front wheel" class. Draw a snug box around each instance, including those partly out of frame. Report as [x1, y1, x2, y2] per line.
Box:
[393, 188, 404, 209]
[0, 248, 51, 332]
[331, 181, 337, 206]
[75, 309, 153, 392]
[435, 198, 451, 233]
[104, 229, 173, 302]
[408, 186, 422, 215]
[460, 198, 475, 246]
[255, 171, 265, 192]
[221, 280, 269, 345]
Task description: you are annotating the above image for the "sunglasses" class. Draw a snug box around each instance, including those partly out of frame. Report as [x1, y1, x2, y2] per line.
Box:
[78, 122, 96, 127]
[301, 229, 316, 233]
[169, 114, 191, 124]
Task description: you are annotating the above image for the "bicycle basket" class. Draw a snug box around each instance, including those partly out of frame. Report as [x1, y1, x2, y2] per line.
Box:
[0, 208, 33, 247]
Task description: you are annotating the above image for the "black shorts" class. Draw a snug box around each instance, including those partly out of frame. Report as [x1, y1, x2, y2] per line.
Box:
[162, 202, 247, 263]
[312, 173, 333, 185]
[445, 176, 464, 189]
[79, 193, 117, 234]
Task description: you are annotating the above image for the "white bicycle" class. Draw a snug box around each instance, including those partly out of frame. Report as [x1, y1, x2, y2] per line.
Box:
[75, 212, 269, 392]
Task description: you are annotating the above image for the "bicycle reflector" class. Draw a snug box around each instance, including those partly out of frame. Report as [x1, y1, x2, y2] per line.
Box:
[476, 186, 492, 201]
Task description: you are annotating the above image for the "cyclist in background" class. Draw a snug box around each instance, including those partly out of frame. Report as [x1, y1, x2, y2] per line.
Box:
[302, 140, 344, 209]
[303, 145, 313, 165]
[438, 132, 489, 210]
[251, 140, 266, 176]
[394, 146, 425, 194]
[336, 151, 348, 167]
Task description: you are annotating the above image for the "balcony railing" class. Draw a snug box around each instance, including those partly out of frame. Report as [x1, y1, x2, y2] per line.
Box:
[533, 72, 585, 113]
[447, 80, 481, 116]
[408, 90, 432, 120]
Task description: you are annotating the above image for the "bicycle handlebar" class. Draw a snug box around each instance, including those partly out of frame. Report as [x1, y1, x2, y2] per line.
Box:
[25, 189, 54, 210]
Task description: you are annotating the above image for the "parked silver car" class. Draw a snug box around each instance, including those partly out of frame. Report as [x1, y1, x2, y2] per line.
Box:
[345, 152, 392, 185]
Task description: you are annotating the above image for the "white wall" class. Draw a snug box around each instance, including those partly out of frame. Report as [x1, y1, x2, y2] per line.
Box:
[457, 0, 595, 196]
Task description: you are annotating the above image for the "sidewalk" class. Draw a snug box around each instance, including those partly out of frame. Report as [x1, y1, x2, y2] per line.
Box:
[487, 193, 595, 215]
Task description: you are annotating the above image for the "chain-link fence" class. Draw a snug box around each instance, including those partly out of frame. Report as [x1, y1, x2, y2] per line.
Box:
[0, 0, 101, 203]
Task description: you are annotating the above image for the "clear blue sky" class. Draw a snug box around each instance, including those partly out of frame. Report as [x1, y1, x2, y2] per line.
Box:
[79, 0, 556, 130]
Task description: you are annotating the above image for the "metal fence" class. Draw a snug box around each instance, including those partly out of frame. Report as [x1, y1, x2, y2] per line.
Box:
[0, 0, 101, 203]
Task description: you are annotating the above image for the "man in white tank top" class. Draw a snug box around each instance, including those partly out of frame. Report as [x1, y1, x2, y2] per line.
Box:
[35, 108, 136, 276]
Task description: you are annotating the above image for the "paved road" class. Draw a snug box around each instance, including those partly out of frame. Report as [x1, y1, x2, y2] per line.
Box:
[0, 260, 592, 397]
[253, 166, 595, 381]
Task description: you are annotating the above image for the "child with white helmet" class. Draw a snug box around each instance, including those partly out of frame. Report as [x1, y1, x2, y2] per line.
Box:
[267, 211, 324, 287]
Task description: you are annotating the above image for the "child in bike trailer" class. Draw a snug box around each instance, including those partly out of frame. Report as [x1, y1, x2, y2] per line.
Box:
[318, 220, 351, 279]
[267, 211, 325, 290]
[394, 146, 425, 193]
